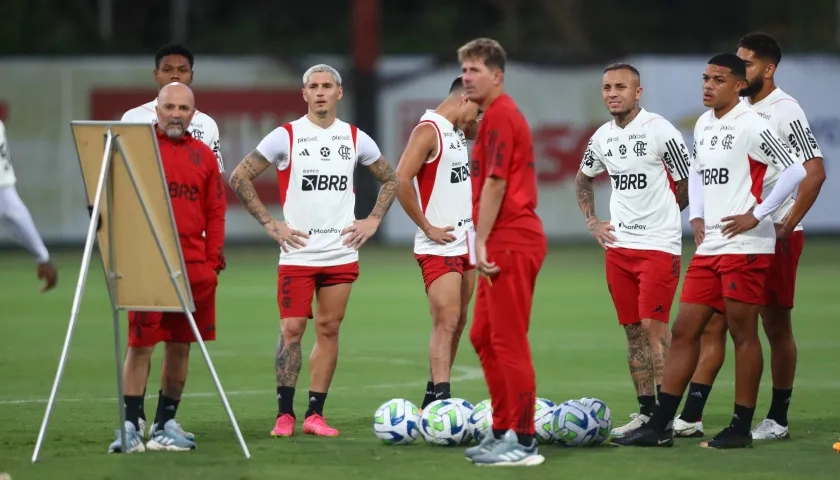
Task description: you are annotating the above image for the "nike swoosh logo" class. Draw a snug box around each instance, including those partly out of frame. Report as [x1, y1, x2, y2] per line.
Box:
[657, 439, 670, 445]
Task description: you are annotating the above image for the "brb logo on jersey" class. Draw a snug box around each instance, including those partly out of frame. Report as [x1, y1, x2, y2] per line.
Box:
[301, 174, 349, 191]
[610, 173, 647, 190]
[450, 165, 469, 183]
[702, 168, 729, 185]
[169, 182, 200, 201]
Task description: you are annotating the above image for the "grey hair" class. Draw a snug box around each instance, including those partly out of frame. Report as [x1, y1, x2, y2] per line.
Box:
[302, 64, 343, 86]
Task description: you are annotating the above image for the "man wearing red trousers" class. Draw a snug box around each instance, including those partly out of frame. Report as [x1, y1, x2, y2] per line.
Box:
[458, 37, 548, 467]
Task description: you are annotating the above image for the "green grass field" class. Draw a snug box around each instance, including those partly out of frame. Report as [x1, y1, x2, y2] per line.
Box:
[1, 240, 839, 479]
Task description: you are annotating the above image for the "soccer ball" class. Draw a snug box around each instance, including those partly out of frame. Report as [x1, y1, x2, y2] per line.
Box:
[467, 399, 493, 442]
[449, 398, 475, 444]
[533, 397, 557, 444]
[552, 400, 599, 446]
[373, 398, 422, 445]
[579, 397, 612, 445]
[420, 399, 468, 446]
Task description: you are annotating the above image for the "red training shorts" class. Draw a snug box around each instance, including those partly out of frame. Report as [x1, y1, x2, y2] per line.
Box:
[277, 262, 359, 319]
[763, 231, 804, 308]
[128, 261, 218, 348]
[605, 247, 680, 325]
[414, 253, 475, 292]
[679, 253, 774, 312]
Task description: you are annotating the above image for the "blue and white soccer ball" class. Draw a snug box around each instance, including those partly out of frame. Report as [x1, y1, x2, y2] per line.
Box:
[579, 397, 612, 445]
[373, 398, 422, 445]
[533, 397, 557, 444]
[467, 399, 493, 443]
[449, 397, 475, 444]
[552, 400, 599, 446]
[420, 399, 468, 446]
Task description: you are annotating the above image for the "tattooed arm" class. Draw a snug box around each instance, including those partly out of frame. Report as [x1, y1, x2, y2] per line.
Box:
[366, 156, 399, 221]
[675, 178, 689, 211]
[228, 150, 274, 225]
[575, 170, 599, 225]
[229, 149, 308, 249]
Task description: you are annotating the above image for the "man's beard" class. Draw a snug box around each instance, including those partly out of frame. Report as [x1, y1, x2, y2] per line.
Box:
[740, 77, 764, 98]
[165, 123, 185, 139]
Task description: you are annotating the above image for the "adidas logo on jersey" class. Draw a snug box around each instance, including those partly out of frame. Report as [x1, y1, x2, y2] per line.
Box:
[300, 149, 310, 156]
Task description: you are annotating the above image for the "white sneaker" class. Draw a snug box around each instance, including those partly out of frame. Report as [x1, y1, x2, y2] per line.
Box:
[673, 416, 704, 438]
[150, 421, 196, 442]
[751, 419, 790, 440]
[610, 413, 650, 438]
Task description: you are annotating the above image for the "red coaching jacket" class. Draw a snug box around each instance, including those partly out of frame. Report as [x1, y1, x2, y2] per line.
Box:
[157, 129, 226, 271]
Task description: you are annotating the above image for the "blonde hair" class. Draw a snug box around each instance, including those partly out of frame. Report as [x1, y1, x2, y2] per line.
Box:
[302, 64, 342, 86]
[457, 38, 507, 72]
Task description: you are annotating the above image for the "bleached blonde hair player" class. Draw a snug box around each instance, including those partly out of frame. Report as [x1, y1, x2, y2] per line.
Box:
[228, 64, 399, 438]
[0, 120, 58, 292]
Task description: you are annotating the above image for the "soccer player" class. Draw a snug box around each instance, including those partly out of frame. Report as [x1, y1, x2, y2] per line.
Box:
[675, 32, 826, 441]
[0, 120, 58, 292]
[109, 83, 227, 453]
[122, 44, 224, 173]
[228, 64, 398, 438]
[395, 76, 481, 409]
[455, 38, 547, 467]
[575, 63, 691, 438]
[612, 53, 806, 449]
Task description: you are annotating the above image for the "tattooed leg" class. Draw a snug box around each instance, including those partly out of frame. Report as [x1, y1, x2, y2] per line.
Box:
[624, 323, 655, 397]
[641, 318, 671, 387]
[276, 318, 306, 388]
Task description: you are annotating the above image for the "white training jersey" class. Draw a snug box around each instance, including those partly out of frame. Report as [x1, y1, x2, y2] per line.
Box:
[0, 120, 16, 187]
[743, 87, 823, 232]
[413, 110, 473, 256]
[256, 116, 382, 267]
[580, 109, 691, 256]
[121, 99, 224, 172]
[692, 101, 802, 256]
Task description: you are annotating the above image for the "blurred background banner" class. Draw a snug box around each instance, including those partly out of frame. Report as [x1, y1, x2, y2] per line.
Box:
[1, 0, 838, 247]
[3, 55, 838, 246]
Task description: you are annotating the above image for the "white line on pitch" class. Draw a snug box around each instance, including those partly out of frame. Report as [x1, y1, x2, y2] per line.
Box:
[0, 361, 484, 406]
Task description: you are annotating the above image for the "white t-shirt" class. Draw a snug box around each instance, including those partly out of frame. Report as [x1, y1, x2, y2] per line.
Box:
[256, 116, 382, 267]
[580, 109, 690, 255]
[743, 87, 823, 231]
[692, 102, 802, 256]
[0, 120, 17, 188]
[122, 99, 224, 172]
[412, 110, 473, 256]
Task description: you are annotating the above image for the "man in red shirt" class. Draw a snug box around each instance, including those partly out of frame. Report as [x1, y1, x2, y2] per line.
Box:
[459, 38, 548, 467]
[108, 82, 226, 454]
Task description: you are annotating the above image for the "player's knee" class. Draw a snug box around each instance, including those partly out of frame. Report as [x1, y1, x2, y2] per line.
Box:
[315, 315, 343, 340]
[126, 346, 154, 363]
[761, 308, 792, 342]
[281, 317, 307, 341]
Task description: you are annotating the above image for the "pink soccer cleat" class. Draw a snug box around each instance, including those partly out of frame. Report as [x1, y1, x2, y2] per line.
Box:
[271, 414, 295, 437]
[302, 414, 339, 437]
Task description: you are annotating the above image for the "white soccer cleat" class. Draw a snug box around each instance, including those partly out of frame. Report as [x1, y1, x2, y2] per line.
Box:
[138, 418, 147, 439]
[751, 419, 790, 440]
[673, 416, 704, 438]
[610, 413, 650, 438]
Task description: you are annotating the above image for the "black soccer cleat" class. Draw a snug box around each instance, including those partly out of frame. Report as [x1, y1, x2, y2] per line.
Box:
[610, 426, 674, 447]
[700, 427, 753, 449]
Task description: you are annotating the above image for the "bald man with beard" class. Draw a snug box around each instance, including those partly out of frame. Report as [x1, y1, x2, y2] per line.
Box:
[109, 83, 227, 454]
